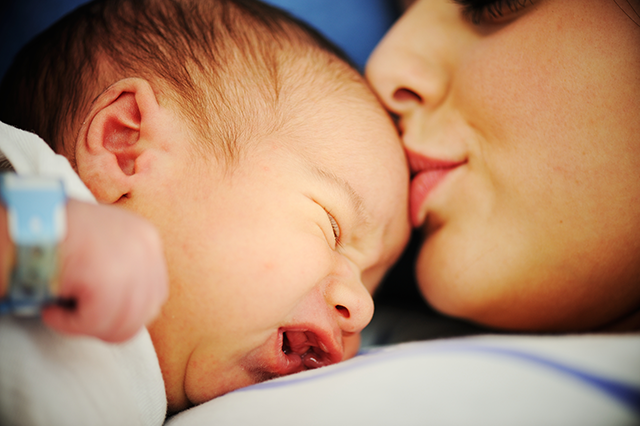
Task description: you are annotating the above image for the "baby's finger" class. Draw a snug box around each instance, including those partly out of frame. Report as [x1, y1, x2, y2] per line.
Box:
[40, 304, 91, 337]
[41, 302, 144, 342]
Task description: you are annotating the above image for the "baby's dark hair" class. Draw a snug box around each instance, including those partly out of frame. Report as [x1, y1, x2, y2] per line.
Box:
[0, 0, 363, 166]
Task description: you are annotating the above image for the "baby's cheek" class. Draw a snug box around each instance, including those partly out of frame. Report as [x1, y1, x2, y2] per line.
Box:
[360, 236, 407, 296]
[361, 265, 385, 296]
[342, 333, 362, 360]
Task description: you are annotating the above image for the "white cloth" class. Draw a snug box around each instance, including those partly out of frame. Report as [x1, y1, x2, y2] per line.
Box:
[0, 121, 167, 426]
[168, 333, 640, 426]
[0, 122, 94, 202]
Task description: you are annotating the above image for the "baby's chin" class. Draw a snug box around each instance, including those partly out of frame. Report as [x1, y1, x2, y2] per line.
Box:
[179, 333, 363, 413]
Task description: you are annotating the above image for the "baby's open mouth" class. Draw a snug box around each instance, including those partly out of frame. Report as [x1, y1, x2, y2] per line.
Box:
[282, 330, 334, 369]
[244, 327, 343, 379]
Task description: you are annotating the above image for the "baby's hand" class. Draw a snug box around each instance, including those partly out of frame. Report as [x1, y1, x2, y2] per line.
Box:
[41, 200, 169, 342]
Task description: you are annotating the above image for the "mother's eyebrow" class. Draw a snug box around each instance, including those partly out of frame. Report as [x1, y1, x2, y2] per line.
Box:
[310, 166, 371, 229]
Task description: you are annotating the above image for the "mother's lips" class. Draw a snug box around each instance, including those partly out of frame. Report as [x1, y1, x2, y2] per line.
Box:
[406, 150, 466, 227]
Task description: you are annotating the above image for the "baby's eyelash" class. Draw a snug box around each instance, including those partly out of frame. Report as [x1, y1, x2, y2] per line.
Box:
[452, 0, 532, 24]
[326, 211, 341, 245]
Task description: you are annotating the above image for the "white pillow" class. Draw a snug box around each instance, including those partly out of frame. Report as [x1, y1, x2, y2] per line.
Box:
[167, 333, 640, 426]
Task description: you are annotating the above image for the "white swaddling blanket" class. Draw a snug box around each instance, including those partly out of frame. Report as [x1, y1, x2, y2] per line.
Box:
[169, 333, 640, 426]
[0, 121, 166, 426]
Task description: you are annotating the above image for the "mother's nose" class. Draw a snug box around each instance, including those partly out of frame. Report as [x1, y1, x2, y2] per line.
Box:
[367, 47, 449, 119]
[324, 259, 374, 334]
[365, 3, 454, 118]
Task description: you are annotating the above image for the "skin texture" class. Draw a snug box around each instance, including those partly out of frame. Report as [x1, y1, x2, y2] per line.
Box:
[74, 77, 410, 412]
[366, 0, 640, 331]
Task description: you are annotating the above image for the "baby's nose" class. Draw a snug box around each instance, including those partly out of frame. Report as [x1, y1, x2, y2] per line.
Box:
[324, 260, 374, 334]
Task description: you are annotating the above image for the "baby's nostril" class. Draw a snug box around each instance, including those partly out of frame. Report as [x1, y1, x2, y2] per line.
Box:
[335, 305, 350, 319]
[393, 87, 422, 103]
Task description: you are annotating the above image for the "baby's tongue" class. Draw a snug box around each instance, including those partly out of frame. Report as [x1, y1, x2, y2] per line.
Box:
[286, 331, 310, 354]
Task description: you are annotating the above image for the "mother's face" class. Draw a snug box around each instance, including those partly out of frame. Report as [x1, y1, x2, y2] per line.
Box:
[366, 0, 640, 331]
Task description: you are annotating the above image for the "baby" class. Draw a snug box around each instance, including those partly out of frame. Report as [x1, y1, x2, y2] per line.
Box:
[0, 0, 409, 417]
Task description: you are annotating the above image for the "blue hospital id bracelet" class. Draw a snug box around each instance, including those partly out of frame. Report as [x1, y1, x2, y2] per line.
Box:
[0, 173, 67, 316]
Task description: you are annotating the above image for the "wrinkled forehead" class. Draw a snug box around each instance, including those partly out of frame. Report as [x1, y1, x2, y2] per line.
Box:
[289, 71, 403, 157]
[283, 81, 409, 243]
[317, 88, 406, 190]
[289, 83, 404, 175]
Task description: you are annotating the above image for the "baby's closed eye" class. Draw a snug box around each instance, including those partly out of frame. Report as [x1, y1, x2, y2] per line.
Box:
[325, 210, 341, 246]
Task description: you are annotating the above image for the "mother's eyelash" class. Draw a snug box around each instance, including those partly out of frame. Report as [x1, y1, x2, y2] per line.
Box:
[452, 0, 533, 24]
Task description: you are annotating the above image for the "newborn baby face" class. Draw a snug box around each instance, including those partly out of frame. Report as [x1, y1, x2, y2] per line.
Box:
[147, 78, 410, 412]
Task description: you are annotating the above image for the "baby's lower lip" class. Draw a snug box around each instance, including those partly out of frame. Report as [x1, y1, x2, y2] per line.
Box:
[410, 168, 455, 227]
[244, 329, 339, 381]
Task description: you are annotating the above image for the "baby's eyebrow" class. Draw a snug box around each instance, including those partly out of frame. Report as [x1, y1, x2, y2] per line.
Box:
[310, 166, 370, 228]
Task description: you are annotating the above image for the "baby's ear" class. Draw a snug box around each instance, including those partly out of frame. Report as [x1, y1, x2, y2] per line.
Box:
[75, 78, 160, 203]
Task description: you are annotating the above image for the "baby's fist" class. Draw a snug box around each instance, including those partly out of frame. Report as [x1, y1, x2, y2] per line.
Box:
[42, 200, 169, 342]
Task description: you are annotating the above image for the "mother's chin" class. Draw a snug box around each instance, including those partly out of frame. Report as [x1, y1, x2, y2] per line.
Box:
[415, 221, 640, 333]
